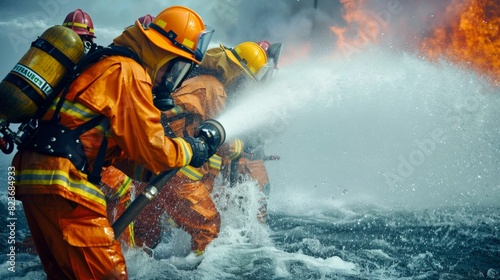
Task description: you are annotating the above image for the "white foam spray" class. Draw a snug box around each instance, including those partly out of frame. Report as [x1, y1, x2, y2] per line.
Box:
[217, 57, 343, 141]
[215, 48, 500, 212]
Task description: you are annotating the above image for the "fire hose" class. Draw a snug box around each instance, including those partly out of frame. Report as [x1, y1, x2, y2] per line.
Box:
[112, 119, 225, 238]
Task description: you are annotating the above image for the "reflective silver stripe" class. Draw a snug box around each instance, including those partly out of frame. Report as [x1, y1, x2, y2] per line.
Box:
[18, 172, 106, 204]
[173, 138, 192, 166]
[50, 99, 99, 121]
[179, 166, 203, 181]
[228, 139, 243, 160]
[208, 155, 222, 170]
[169, 106, 185, 115]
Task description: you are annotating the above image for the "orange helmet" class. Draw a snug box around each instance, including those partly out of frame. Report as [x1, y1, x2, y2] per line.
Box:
[139, 6, 214, 64]
[223, 42, 269, 80]
[138, 14, 155, 26]
[62, 9, 95, 38]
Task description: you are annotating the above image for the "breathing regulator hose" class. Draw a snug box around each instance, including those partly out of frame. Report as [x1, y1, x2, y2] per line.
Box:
[0, 119, 15, 154]
[0, 136, 13, 154]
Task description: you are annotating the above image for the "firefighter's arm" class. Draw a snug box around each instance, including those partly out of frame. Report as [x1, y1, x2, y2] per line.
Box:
[109, 64, 194, 174]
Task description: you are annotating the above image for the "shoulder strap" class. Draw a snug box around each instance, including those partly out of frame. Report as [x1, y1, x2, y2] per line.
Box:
[51, 45, 142, 121]
[76, 45, 142, 73]
[76, 115, 108, 185]
[49, 45, 142, 183]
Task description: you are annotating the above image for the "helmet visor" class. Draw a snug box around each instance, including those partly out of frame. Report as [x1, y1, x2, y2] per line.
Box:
[267, 43, 283, 67]
[194, 26, 215, 62]
[149, 24, 215, 63]
[256, 58, 279, 81]
[160, 58, 194, 92]
[254, 62, 273, 81]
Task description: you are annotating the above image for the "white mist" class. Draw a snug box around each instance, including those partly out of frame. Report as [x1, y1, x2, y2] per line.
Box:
[216, 49, 500, 212]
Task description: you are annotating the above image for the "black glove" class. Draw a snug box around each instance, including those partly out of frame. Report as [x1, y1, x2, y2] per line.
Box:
[183, 136, 209, 168]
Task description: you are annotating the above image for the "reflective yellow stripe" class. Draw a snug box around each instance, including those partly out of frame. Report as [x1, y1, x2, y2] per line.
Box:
[117, 197, 135, 247]
[129, 222, 135, 247]
[182, 38, 195, 49]
[62, 22, 94, 33]
[116, 177, 132, 198]
[17, 169, 106, 207]
[228, 139, 244, 160]
[179, 166, 203, 181]
[50, 98, 98, 121]
[48, 98, 106, 132]
[208, 154, 222, 170]
[172, 138, 192, 166]
[168, 106, 185, 115]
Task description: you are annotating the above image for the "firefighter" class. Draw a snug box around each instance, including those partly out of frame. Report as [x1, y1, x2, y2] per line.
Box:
[138, 14, 155, 27]
[231, 40, 284, 222]
[62, 8, 98, 54]
[16, 8, 105, 257]
[104, 42, 270, 257]
[13, 6, 215, 279]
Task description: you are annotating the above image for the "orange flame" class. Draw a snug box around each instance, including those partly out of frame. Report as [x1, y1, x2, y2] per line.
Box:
[329, 0, 499, 84]
[420, 0, 500, 84]
[330, 0, 386, 56]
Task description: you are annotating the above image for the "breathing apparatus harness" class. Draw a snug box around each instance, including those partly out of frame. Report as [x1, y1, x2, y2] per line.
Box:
[20, 45, 142, 185]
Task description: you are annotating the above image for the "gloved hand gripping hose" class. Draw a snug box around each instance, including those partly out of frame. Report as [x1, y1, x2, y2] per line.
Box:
[112, 119, 225, 238]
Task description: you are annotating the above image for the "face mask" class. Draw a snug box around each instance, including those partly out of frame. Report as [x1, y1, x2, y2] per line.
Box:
[152, 57, 193, 111]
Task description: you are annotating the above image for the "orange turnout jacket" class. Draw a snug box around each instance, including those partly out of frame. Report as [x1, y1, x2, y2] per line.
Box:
[14, 55, 193, 215]
[13, 54, 193, 279]
[104, 74, 239, 252]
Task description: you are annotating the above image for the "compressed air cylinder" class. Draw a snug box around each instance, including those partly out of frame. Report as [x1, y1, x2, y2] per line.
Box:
[0, 25, 84, 123]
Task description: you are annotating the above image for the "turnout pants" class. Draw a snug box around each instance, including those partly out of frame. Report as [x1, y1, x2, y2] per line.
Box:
[19, 194, 127, 280]
[132, 176, 220, 252]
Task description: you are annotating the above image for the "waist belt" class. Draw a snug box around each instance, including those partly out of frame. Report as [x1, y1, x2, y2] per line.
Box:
[22, 116, 107, 185]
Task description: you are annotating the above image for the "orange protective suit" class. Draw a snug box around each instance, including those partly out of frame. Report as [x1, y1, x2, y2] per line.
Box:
[13, 25, 195, 278]
[105, 74, 229, 252]
[104, 45, 252, 253]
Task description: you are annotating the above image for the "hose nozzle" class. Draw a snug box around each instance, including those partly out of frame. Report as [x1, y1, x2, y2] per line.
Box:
[194, 119, 226, 156]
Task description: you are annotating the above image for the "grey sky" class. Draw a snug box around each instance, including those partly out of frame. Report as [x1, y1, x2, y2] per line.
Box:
[0, 0, 345, 76]
[0, 0, 459, 76]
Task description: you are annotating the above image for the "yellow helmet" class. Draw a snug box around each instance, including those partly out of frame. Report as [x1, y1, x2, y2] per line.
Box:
[139, 6, 214, 64]
[223, 42, 269, 80]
